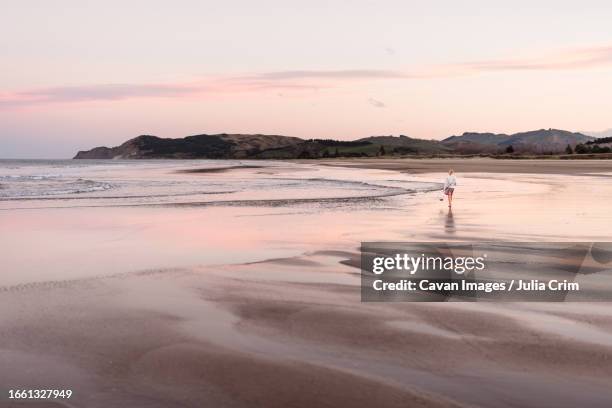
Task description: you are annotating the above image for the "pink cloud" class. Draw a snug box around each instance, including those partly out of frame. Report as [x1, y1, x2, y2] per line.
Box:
[461, 45, 612, 72]
[2, 44, 612, 109]
[251, 69, 408, 80]
[0, 83, 207, 108]
[0, 79, 326, 109]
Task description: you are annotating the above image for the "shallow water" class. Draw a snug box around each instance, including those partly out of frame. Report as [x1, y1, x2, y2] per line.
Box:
[3, 160, 612, 408]
[0, 159, 441, 286]
[2, 159, 611, 288]
[0, 159, 439, 209]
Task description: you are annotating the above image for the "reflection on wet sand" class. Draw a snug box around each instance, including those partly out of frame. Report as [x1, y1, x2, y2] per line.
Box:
[2, 160, 612, 407]
[445, 208, 455, 234]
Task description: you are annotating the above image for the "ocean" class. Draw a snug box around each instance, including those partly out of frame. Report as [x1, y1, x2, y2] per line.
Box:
[0, 159, 439, 210]
[0, 159, 440, 286]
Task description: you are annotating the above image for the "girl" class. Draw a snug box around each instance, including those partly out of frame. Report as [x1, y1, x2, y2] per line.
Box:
[443, 169, 456, 208]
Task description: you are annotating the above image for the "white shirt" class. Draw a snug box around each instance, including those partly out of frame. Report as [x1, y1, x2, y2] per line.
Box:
[444, 175, 457, 189]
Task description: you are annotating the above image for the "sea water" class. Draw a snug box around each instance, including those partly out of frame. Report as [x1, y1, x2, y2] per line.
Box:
[0, 159, 439, 210]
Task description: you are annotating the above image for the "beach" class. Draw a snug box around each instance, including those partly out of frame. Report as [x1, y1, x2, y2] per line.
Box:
[2, 158, 612, 407]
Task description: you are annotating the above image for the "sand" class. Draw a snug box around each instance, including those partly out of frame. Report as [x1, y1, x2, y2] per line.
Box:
[320, 156, 612, 175]
[2, 159, 612, 407]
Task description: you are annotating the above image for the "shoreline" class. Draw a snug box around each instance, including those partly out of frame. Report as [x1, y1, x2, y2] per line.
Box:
[318, 156, 612, 174]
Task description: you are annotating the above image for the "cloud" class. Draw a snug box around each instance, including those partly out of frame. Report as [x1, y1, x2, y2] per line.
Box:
[3, 44, 612, 109]
[249, 45, 612, 81]
[367, 97, 386, 108]
[0, 78, 325, 109]
[461, 45, 612, 72]
[248, 70, 408, 80]
[0, 83, 206, 108]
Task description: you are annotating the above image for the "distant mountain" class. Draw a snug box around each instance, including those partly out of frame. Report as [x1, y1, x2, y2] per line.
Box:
[356, 135, 452, 154]
[74, 133, 450, 159]
[74, 134, 303, 159]
[441, 132, 510, 154]
[442, 129, 594, 154]
[74, 128, 599, 159]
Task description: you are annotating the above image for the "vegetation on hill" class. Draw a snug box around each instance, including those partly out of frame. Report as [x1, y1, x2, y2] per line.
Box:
[442, 129, 593, 154]
[74, 129, 611, 160]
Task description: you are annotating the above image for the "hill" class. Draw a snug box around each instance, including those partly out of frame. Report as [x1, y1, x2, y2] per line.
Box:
[356, 135, 452, 155]
[74, 134, 447, 159]
[74, 129, 600, 159]
[74, 134, 303, 159]
[442, 129, 593, 154]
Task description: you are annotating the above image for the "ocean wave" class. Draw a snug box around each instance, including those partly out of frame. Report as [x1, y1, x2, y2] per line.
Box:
[0, 174, 62, 181]
[263, 177, 410, 196]
[1, 190, 236, 201]
[0, 177, 114, 198]
[0, 189, 414, 211]
[162, 189, 411, 208]
[0, 161, 439, 209]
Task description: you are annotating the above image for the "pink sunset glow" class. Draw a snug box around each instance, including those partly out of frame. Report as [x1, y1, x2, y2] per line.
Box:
[2, 1, 612, 157]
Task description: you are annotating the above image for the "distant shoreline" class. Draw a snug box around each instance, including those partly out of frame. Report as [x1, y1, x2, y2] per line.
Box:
[318, 156, 612, 174]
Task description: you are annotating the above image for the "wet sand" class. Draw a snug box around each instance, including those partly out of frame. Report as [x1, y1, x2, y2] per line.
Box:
[322, 156, 612, 175]
[2, 159, 612, 407]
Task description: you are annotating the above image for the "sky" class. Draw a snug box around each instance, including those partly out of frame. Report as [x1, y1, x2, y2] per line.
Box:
[2, 1, 612, 158]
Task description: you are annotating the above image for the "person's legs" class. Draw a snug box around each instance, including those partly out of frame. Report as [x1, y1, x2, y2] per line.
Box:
[448, 190, 453, 207]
